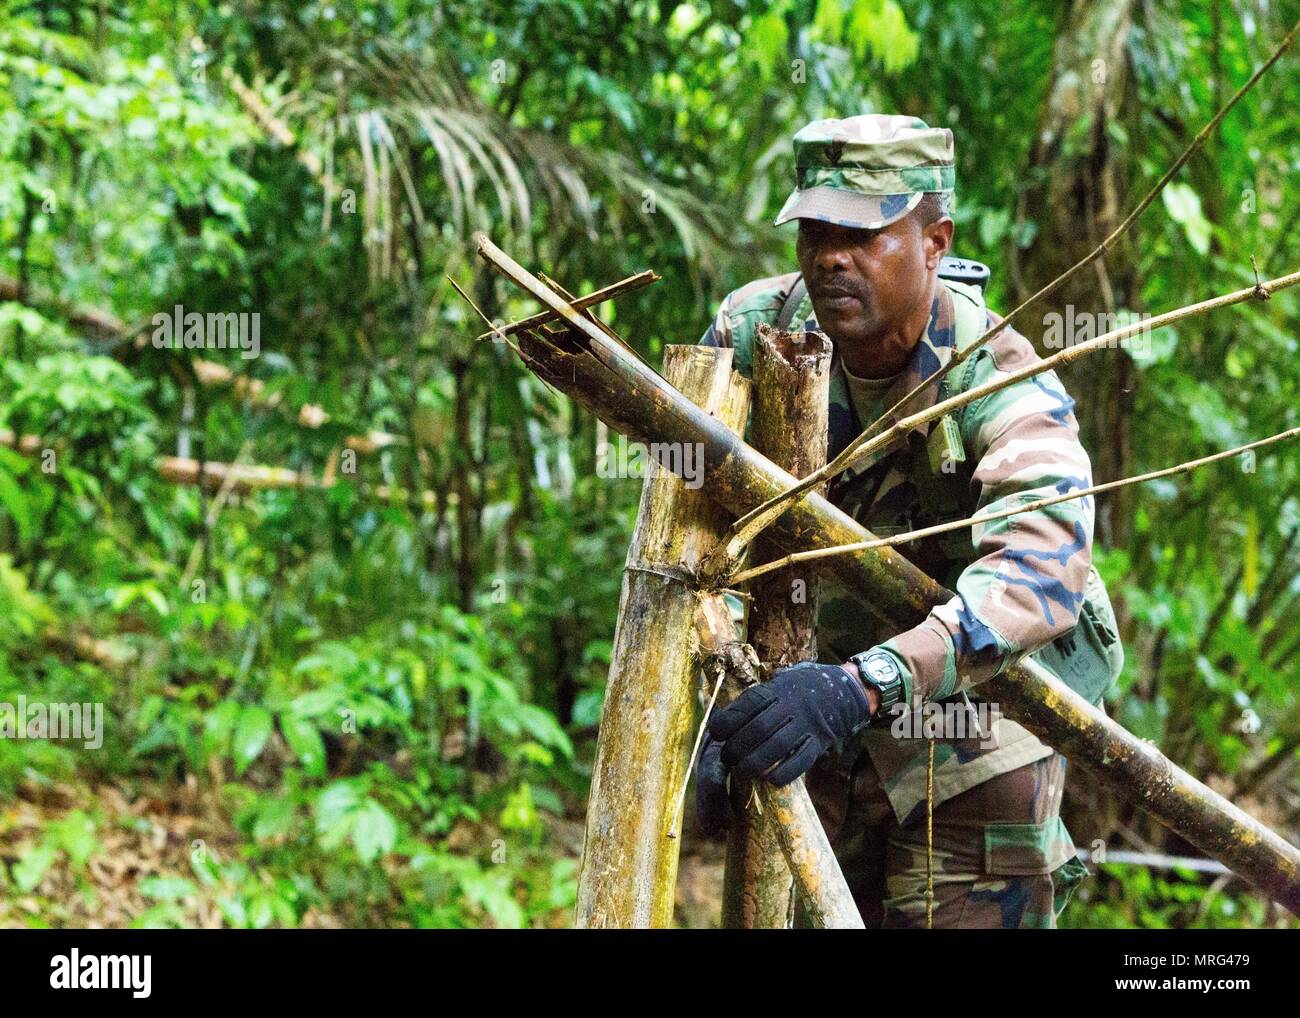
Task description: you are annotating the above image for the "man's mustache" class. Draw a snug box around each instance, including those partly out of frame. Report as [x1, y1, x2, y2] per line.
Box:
[809, 278, 869, 302]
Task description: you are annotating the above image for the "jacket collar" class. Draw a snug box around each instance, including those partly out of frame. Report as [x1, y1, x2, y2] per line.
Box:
[816, 281, 957, 474]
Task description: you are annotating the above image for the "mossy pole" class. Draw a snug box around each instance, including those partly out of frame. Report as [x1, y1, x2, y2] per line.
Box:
[722, 324, 832, 929]
[477, 235, 1300, 914]
[574, 346, 750, 928]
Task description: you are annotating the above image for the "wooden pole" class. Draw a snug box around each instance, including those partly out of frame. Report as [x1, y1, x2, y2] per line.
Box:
[695, 593, 864, 928]
[574, 345, 750, 928]
[4, 436, 460, 519]
[722, 324, 831, 929]
[155, 455, 448, 507]
[474, 236, 1300, 912]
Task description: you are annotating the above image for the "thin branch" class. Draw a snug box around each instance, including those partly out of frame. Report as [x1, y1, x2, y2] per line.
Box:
[475, 270, 658, 342]
[727, 426, 1300, 587]
[706, 265, 1300, 578]
[180, 439, 252, 592]
[707, 20, 1300, 578]
[474, 231, 662, 385]
[849, 19, 1299, 456]
[666, 667, 726, 842]
[224, 69, 333, 188]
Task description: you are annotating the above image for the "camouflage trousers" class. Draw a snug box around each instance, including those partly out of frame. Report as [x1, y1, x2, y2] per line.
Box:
[798, 745, 1087, 928]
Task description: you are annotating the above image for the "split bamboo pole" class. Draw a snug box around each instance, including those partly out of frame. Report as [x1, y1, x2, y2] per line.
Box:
[722, 323, 832, 928]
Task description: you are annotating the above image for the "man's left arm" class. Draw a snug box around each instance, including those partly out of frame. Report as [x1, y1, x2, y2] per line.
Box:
[861, 352, 1096, 707]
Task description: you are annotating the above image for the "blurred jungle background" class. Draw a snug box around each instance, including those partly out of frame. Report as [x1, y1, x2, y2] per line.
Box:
[1, 0, 1298, 928]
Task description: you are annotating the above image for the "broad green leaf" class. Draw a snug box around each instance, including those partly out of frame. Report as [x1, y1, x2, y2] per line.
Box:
[280, 713, 326, 777]
[13, 841, 57, 893]
[1162, 182, 1211, 256]
[253, 796, 298, 842]
[232, 705, 273, 776]
[349, 799, 398, 864]
[139, 876, 197, 900]
[0, 465, 32, 544]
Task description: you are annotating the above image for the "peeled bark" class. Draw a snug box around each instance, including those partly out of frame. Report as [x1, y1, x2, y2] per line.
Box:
[723, 324, 831, 929]
[574, 346, 751, 928]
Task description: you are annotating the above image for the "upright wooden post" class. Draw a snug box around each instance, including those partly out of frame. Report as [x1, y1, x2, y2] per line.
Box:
[723, 324, 832, 929]
[575, 346, 750, 928]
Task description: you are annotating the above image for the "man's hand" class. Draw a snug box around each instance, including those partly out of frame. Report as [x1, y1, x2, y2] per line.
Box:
[695, 661, 875, 837]
[695, 732, 732, 838]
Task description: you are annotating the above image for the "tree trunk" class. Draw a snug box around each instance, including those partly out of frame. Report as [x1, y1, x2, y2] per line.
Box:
[722, 324, 832, 928]
[1010, 0, 1139, 549]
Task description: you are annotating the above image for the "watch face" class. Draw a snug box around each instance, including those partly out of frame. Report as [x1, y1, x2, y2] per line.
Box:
[863, 655, 899, 684]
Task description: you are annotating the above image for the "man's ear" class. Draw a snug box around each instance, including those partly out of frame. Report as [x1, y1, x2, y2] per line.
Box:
[924, 217, 954, 269]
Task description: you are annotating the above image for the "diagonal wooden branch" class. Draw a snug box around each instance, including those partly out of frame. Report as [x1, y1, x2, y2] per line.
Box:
[537, 271, 643, 360]
[727, 425, 1300, 586]
[475, 232, 672, 386]
[474, 270, 658, 342]
[469, 233, 1300, 914]
[705, 266, 1300, 580]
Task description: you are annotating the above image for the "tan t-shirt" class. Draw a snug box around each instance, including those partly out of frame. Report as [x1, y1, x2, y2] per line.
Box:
[841, 361, 901, 429]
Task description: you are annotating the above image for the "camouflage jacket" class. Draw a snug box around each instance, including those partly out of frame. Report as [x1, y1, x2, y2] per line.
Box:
[701, 272, 1123, 824]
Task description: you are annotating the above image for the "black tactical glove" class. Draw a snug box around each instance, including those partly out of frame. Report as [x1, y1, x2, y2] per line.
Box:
[709, 661, 874, 788]
[695, 732, 732, 838]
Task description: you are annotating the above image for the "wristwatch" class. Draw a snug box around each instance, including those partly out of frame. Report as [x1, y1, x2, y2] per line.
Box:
[848, 650, 905, 722]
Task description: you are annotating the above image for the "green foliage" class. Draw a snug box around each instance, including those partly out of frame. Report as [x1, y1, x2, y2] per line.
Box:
[1, 0, 1297, 928]
[1062, 865, 1279, 930]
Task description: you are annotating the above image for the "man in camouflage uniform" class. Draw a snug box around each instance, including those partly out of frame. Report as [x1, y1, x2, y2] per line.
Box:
[695, 115, 1124, 928]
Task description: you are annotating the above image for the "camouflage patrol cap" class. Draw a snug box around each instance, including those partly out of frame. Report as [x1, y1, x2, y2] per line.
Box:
[775, 114, 955, 230]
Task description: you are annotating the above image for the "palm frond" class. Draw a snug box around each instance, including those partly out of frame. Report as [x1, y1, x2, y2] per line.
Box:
[288, 40, 763, 285]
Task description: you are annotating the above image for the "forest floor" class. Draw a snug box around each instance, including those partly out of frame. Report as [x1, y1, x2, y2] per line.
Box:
[1, 779, 238, 928]
[0, 779, 726, 928]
